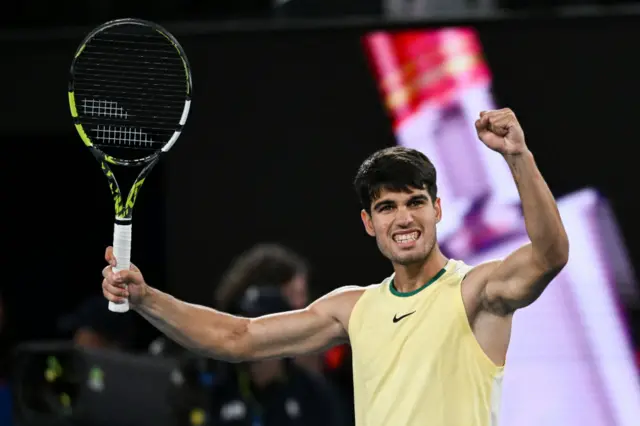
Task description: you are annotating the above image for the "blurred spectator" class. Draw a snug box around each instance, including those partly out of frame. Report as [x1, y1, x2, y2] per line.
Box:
[57, 295, 136, 350]
[215, 243, 324, 375]
[210, 286, 348, 426]
[215, 243, 310, 311]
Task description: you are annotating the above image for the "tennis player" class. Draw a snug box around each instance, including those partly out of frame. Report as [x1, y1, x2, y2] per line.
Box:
[102, 108, 569, 426]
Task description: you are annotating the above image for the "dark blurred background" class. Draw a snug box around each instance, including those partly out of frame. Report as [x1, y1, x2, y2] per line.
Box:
[3, 1, 640, 426]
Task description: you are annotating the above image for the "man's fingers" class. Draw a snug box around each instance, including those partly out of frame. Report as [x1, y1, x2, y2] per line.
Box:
[102, 278, 129, 301]
[103, 287, 127, 304]
[102, 248, 139, 304]
[102, 279, 129, 298]
[102, 267, 138, 286]
[479, 109, 509, 122]
[475, 115, 492, 135]
[478, 111, 513, 135]
[488, 115, 514, 135]
[481, 114, 493, 128]
[480, 108, 511, 116]
[105, 246, 116, 267]
[114, 270, 135, 282]
[102, 266, 125, 282]
[105, 246, 139, 272]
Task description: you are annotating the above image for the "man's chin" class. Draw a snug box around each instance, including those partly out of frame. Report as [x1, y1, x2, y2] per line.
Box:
[391, 252, 428, 266]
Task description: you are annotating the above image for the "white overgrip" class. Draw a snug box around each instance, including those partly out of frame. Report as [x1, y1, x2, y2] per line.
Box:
[109, 222, 132, 313]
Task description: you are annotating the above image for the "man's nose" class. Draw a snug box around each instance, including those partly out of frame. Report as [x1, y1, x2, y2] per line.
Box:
[395, 208, 414, 227]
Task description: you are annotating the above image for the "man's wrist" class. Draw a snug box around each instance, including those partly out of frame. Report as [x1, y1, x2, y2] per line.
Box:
[133, 284, 154, 313]
[504, 148, 533, 166]
[503, 150, 535, 184]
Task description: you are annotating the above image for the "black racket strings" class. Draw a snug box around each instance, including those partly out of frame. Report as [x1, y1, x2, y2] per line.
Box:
[73, 27, 187, 152]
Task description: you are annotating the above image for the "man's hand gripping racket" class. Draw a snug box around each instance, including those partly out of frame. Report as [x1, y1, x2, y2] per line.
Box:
[102, 246, 147, 307]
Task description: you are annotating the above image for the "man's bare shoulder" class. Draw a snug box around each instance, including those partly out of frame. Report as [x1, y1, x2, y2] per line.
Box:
[318, 285, 369, 309]
[462, 261, 501, 287]
[314, 284, 378, 330]
[328, 284, 371, 296]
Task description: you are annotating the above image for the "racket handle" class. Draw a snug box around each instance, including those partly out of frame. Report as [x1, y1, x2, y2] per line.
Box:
[109, 222, 132, 313]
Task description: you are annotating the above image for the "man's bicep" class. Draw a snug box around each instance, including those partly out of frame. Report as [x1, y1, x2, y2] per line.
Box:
[483, 243, 563, 312]
[244, 299, 347, 360]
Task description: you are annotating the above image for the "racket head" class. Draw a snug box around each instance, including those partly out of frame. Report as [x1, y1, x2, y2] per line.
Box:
[68, 18, 193, 166]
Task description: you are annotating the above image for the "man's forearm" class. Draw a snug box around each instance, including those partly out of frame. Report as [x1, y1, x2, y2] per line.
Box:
[134, 287, 250, 362]
[507, 150, 569, 266]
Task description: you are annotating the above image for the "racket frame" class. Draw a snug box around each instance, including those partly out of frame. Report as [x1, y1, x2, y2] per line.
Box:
[68, 18, 192, 313]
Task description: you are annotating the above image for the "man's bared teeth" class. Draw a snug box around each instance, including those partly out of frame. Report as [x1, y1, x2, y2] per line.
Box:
[394, 232, 419, 242]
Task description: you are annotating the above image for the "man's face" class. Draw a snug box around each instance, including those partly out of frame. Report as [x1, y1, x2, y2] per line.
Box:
[361, 187, 441, 266]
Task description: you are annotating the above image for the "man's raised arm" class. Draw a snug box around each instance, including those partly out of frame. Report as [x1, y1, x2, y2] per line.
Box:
[101, 248, 358, 362]
[473, 109, 569, 313]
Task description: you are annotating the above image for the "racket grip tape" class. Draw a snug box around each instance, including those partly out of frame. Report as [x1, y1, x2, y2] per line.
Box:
[109, 222, 132, 313]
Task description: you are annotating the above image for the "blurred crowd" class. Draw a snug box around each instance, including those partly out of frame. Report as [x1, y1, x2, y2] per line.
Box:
[1, 243, 355, 426]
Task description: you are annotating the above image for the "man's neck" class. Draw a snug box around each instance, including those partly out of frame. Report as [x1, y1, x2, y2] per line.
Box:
[392, 247, 449, 293]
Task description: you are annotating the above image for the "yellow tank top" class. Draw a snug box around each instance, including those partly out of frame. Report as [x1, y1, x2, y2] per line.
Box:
[348, 259, 504, 426]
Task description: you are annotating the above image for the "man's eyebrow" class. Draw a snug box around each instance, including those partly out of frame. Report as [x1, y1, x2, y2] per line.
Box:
[373, 199, 395, 210]
[408, 195, 429, 202]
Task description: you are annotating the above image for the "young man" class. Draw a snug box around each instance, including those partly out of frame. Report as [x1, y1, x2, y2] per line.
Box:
[101, 109, 569, 426]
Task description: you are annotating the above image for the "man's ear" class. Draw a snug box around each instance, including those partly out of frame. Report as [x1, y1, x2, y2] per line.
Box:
[434, 197, 442, 224]
[361, 209, 376, 237]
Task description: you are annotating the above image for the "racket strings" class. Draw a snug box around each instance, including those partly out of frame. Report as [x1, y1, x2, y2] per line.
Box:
[75, 53, 181, 67]
[75, 64, 184, 81]
[75, 74, 185, 88]
[93, 124, 164, 150]
[79, 101, 177, 127]
[73, 24, 188, 153]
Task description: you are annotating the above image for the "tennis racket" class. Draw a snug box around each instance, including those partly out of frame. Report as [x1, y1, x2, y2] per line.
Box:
[68, 18, 192, 313]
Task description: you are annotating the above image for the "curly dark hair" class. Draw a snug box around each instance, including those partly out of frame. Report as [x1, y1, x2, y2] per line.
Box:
[215, 243, 309, 311]
[353, 146, 438, 214]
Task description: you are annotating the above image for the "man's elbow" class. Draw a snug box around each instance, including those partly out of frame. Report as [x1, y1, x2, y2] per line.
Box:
[228, 324, 257, 363]
[539, 233, 569, 272]
[204, 319, 255, 363]
[219, 340, 250, 363]
[550, 234, 569, 269]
